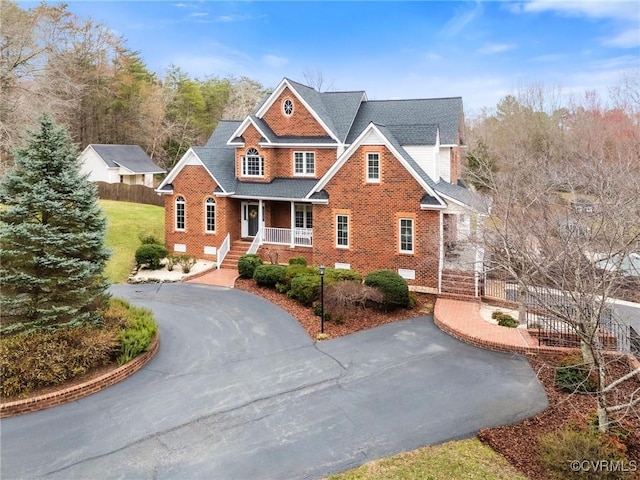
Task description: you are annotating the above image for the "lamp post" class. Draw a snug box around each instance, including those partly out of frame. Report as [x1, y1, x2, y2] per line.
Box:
[319, 265, 325, 334]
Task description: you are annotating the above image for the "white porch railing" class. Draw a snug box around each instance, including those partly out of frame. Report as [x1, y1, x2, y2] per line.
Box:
[263, 227, 313, 247]
[247, 228, 263, 254]
[216, 233, 230, 269]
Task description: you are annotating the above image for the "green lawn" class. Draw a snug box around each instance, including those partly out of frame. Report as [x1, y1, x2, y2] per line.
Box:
[100, 200, 165, 283]
[327, 438, 527, 480]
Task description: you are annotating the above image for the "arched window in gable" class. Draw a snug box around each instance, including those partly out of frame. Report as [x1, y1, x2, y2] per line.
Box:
[242, 148, 264, 177]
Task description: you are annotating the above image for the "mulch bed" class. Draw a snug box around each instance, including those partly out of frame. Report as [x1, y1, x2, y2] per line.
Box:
[236, 277, 640, 479]
[234, 277, 436, 338]
[479, 353, 640, 479]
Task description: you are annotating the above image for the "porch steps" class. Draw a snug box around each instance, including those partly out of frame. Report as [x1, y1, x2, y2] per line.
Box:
[220, 240, 252, 270]
[439, 269, 480, 301]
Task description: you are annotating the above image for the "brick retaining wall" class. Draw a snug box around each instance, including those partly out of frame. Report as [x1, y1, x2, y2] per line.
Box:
[0, 334, 160, 418]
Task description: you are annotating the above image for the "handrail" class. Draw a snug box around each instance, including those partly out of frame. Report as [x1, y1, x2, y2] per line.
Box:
[247, 227, 263, 254]
[216, 233, 230, 269]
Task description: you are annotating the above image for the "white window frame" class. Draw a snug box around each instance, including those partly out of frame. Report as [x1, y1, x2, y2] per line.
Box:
[294, 151, 315, 176]
[242, 148, 264, 177]
[295, 204, 313, 228]
[205, 197, 215, 233]
[175, 195, 185, 231]
[366, 152, 380, 183]
[399, 217, 414, 254]
[283, 98, 294, 116]
[336, 214, 349, 248]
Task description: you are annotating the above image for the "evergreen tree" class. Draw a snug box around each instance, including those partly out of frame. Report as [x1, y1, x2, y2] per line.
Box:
[0, 114, 110, 334]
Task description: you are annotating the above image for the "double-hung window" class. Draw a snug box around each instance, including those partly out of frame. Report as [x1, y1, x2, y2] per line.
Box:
[399, 218, 414, 254]
[205, 197, 215, 233]
[366, 153, 380, 183]
[242, 148, 264, 177]
[295, 204, 313, 228]
[336, 214, 349, 248]
[294, 152, 315, 176]
[175, 196, 185, 231]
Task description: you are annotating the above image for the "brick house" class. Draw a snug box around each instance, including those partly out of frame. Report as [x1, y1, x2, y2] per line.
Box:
[157, 78, 485, 292]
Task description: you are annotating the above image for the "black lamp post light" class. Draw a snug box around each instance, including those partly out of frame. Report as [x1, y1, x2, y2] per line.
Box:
[319, 264, 325, 334]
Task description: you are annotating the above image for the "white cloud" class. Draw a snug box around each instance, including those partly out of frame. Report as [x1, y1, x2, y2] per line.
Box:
[263, 55, 289, 68]
[442, 1, 483, 37]
[188, 12, 208, 18]
[601, 28, 640, 48]
[477, 43, 516, 55]
[522, 1, 636, 20]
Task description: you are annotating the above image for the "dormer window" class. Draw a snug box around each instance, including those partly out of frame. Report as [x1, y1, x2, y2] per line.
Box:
[283, 98, 294, 116]
[242, 148, 264, 177]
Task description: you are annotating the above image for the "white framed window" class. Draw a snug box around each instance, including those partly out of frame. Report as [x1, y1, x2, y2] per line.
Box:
[205, 197, 215, 233]
[294, 152, 315, 176]
[242, 148, 264, 177]
[175, 195, 185, 231]
[336, 214, 349, 248]
[283, 98, 294, 116]
[295, 204, 313, 228]
[399, 218, 414, 254]
[366, 152, 380, 183]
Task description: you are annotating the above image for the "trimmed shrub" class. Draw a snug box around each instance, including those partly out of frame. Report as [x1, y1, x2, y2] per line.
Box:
[325, 268, 362, 283]
[364, 270, 410, 310]
[178, 254, 196, 273]
[135, 243, 168, 269]
[492, 311, 518, 328]
[555, 353, 598, 393]
[238, 254, 263, 278]
[138, 233, 162, 245]
[538, 425, 627, 480]
[288, 274, 321, 305]
[288, 256, 308, 267]
[280, 264, 317, 292]
[253, 264, 287, 287]
[114, 298, 158, 365]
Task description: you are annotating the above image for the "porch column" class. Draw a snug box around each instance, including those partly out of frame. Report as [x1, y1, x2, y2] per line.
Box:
[258, 199, 263, 244]
[290, 201, 295, 248]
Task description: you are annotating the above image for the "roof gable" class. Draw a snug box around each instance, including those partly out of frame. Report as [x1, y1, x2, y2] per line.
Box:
[310, 122, 445, 207]
[88, 144, 165, 173]
[346, 98, 462, 146]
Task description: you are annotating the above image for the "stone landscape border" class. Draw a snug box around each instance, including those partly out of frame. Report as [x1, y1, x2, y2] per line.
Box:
[0, 334, 159, 418]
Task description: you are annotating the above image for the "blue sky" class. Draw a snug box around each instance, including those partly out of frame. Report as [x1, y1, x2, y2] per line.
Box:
[22, 1, 640, 115]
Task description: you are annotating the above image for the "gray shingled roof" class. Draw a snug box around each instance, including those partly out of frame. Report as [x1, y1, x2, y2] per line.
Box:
[286, 78, 365, 143]
[90, 145, 165, 173]
[433, 179, 488, 213]
[192, 146, 237, 193]
[235, 178, 319, 199]
[345, 98, 462, 145]
[205, 121, 242, 148]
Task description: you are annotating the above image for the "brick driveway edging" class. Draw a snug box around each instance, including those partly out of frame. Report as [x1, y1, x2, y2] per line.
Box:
[434, 298, 640, 370]
[0, 334, 159, 419]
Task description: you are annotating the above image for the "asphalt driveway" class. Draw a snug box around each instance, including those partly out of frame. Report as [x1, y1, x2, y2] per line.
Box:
[1, 283, 548, 479]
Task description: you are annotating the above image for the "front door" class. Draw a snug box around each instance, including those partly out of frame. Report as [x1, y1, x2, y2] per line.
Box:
[247, 204, 259, 236]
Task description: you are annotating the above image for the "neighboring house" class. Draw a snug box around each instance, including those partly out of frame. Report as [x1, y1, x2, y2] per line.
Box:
[157, 77, 486, 292]
[79, 144, 166, 187]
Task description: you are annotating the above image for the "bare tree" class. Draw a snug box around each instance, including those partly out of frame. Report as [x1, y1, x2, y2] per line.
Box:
[468, 87, 640, 432]
[302, 67, 335, 92]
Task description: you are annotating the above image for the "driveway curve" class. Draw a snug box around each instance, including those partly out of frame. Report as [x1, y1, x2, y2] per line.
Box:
[1, 283, 548, 479]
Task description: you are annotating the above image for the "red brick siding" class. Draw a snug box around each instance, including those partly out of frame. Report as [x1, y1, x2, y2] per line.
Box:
[312, 145, 440, 288]
[262, 87, 328, 137]
[165, 165, 240, 259]
[271, 148, 335, 179]
[271, 201, 292, 229]
[236, 125, 273, 182]
[258, 245, 314, 266]
[450, 146, 462, 184]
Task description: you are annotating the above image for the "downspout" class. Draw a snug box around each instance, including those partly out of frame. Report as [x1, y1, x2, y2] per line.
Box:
[438, 210, 444, 294]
